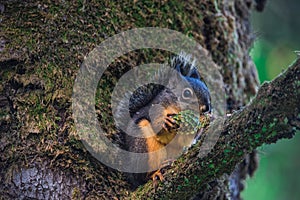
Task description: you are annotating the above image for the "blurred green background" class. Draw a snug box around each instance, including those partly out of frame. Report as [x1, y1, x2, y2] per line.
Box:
[242, 0, 300, 199]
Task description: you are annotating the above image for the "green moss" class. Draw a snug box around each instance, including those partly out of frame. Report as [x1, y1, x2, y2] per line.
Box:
[193, 175, 202, 184]
[284, 117, 289, 124]
[261, 125, 267, 133]
[269, 122, 276, 128]
[271, 130, 277, 137]
[177, 185, 183, 191]
[295, 80, 300, 87]
[184, 177, 190, 185]
[254, 133, 261, 139]
[224, 148, 231, 153]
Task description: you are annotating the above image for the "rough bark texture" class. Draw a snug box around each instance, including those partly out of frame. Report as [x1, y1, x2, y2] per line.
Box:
[1, 0, 298, 199]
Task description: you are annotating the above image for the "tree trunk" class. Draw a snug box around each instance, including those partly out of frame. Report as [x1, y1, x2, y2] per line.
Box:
[0, 0, 298, 199]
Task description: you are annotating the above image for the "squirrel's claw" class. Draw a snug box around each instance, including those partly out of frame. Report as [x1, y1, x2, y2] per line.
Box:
[151, 170, 165, 188]
[151, 159, 175, 188]
[163, 114, 179, 132]
[152, 170, 165, 181]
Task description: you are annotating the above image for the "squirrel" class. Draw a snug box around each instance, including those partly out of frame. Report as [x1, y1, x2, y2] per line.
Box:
[116, 53, 211, 188]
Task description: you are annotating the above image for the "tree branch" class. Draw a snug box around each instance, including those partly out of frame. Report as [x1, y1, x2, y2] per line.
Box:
[129, 59, 300, 199]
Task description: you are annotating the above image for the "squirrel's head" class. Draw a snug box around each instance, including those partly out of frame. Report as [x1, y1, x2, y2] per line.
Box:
[168, 53, 211, 115]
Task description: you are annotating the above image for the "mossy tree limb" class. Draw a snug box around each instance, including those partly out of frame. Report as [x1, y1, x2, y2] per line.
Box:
[130, 59, 300, 199]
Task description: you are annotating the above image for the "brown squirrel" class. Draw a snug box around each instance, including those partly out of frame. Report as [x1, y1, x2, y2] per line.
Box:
[116, 53, 211, 188]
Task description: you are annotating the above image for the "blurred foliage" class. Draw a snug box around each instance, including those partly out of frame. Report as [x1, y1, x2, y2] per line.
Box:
[243, 0, 300, 199]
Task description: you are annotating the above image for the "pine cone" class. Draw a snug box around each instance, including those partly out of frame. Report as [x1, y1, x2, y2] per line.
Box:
[173, 110, 210, 135]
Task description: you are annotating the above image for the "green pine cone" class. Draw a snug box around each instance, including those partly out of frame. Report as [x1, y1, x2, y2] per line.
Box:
[173, 110, 210, 135]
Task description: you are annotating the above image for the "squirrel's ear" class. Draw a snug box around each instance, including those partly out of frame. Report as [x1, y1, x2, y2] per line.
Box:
[187, 67, 201, 79]
[174, 64, 182, 74]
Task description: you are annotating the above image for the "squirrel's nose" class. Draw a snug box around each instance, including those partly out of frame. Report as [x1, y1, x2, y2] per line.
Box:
[200, 103, 211, 113]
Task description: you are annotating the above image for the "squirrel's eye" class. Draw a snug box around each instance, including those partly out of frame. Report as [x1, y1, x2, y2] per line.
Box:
[182, 88, 193, 99]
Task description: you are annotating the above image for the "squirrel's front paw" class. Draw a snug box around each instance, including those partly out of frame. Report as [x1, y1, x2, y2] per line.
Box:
[163, 114, 180, 132]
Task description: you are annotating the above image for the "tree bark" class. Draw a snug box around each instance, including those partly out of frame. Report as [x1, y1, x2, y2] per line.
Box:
[1, 0, 298, 199]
